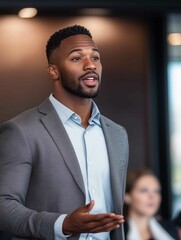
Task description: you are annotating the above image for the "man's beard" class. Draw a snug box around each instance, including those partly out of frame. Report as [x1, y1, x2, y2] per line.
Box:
[61, 73, 100, 98]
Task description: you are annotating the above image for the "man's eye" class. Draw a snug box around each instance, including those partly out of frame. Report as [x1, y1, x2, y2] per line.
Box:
[92, 56, 100, 61]
[72, 57, 81, 61]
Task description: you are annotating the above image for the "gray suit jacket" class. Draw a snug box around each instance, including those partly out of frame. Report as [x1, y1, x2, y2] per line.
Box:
[0, 99, 129, 240]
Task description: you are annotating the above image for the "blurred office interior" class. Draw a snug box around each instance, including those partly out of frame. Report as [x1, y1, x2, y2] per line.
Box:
[0, 0, 181, 221]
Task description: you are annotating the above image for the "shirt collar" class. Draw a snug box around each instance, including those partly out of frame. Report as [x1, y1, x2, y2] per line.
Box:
[49, 94, 101, 126]
[89, 101, 100, 126]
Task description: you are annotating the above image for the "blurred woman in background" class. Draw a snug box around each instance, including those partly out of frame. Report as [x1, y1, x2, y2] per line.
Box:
[123, 169, 179, 240]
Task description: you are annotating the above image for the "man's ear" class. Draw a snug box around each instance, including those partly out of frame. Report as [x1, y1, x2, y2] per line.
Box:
[47, 64, 59, 80]
[124, 193, 131, 205]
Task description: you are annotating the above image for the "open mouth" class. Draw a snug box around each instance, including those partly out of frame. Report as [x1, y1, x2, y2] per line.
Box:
[81, 73, 99, 87]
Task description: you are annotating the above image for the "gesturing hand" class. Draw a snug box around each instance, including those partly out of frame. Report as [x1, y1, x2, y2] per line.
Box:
[63, 200, 124, 235]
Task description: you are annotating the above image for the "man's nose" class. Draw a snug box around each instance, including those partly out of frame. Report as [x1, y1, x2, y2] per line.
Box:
[83, 58, 96, 71]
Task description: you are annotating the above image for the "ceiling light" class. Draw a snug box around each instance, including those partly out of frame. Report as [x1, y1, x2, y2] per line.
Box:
[18, 8, 37, 19]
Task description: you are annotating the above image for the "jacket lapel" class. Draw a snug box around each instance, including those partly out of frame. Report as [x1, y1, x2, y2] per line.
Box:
[101, 116, 128, 214]
[38, 99, 85, 195]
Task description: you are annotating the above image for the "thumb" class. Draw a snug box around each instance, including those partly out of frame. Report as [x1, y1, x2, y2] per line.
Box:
[83, 200, 95, 213]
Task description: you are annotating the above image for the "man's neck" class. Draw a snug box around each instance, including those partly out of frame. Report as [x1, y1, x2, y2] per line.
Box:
[53, 93, 93, 128]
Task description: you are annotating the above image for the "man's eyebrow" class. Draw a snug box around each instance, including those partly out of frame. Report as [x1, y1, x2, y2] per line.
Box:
[67, 48, 99, 56]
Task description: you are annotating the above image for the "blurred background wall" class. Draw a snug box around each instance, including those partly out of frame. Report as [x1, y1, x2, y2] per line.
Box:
[0, 0, 181, 221]
[0, 14, 149, 169]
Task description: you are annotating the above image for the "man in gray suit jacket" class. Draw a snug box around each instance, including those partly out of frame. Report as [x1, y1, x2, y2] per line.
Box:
[0, 25, 129, 240]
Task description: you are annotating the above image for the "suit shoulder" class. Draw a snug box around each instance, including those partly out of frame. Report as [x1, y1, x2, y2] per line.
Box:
[1, 106, 39, 127]
[100, 115, 127, 133]
[1, 98, 52, 128]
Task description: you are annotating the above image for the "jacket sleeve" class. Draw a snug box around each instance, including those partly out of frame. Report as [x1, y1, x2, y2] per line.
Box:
[0, 121, 60, 240]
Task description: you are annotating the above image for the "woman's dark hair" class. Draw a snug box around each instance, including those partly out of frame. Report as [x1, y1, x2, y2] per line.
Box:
[125, 169, 154, 194]
[124, 169, 156, 217]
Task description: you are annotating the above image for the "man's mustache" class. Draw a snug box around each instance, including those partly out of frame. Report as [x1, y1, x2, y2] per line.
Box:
[79, 71, 99, 81]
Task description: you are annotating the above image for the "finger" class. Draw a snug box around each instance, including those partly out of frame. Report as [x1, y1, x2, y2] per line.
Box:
[111, 214, 125, 223]
[83, 214, 124, 232]
[82, 213, 114, 224]
[91, 223, 121, 233]
[87, 218, 124, 233]
[86, 213, 124, 223]
[98, 215, 124, 224]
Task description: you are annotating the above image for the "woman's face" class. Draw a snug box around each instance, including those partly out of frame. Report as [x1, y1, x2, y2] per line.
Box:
[125, 175, 161, 217]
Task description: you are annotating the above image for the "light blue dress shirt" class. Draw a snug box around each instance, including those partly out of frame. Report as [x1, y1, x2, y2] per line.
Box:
[49, 94, 113, 240]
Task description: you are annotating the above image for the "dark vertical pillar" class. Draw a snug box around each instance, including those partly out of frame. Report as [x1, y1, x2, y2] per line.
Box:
[148, 14, 172, 219]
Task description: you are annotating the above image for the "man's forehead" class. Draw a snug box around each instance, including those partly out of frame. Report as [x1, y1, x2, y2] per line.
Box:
[60, 34, 98, 53]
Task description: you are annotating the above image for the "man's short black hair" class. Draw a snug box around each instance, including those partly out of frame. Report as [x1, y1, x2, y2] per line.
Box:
[46, 25, 92, 63]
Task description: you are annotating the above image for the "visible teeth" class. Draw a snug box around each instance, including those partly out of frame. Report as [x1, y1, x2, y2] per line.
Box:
[87, 77, 94, 80]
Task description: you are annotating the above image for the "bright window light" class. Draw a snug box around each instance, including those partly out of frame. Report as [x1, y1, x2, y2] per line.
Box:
[18, 8, 38, 19]
[168, 33, 181, 46]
